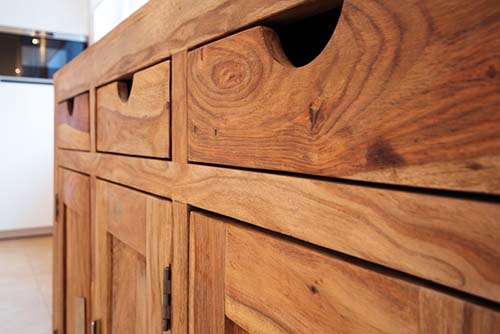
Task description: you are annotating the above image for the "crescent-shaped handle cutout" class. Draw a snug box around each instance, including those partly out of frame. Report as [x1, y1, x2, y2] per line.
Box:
[267, 3, 344, 67]
[67, 98, 74, 116]
[117, 77, 134, 103]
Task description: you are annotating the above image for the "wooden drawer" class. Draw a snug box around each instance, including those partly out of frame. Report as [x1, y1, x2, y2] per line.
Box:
[97, 60, 170, 158]
[95, 180, 172, 333]
[57, 92, 90, 150]
[187, 0, 500, 192]
[190, 211, 500, 333]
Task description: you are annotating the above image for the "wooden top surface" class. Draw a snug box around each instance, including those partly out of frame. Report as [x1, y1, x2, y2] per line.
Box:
[54, 0, 332, 101]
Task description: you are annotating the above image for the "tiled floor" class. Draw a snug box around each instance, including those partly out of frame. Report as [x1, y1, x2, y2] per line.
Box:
[0, 236, 52, 334]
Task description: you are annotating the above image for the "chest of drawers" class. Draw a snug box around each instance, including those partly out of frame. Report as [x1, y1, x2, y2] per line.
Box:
[53, 1, 500, 333]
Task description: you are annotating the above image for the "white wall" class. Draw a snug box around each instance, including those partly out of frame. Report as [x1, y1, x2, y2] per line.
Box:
[0, 82, 54, 231]
[90, 0, 148, 43]
[0, 0, 88, 35]
[0, 1, 88, 234]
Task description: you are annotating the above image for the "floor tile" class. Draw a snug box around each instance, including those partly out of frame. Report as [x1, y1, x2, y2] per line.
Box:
[0, 236, 52, 334]
[35, 273, 52, 316]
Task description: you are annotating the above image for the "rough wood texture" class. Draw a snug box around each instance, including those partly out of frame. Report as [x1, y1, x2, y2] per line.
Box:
[146, 194, 172, 334]
[95, 180, 172, 334]
[89, 88, 97, 152]
[419, 290, 500, 333]
[188, 0, 500, 194]
[192, 212, 500, 333]
[54, 0, 332, 101]
[53, 169, 64, 334]
[189, 212, 226, 334]
[74, 297, 86, 334]
[57, 93, 90, 151]
[110, 238, 147, 334]
[89, 175, 98, 334]
[172, 51, 189, 163]
[172, 202, 189, 334]
[92, 179, 109, 334]
[225, 318, 249, 334]
[97, 61, 170, 158]
[60, 169, 91, 334]
[53, 86, 62, 334]
[54, 0, 500, 330]
[58, 150, 500, 303]
[103, 181, 148, 256]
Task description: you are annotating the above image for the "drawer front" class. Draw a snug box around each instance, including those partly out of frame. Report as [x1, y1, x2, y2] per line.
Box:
[97, 60, 170, 158]
[187, 0, 500, 192]
[190, 212, 500, 334]
[95, 180, 172, 334]
[57, 93, 90, 151]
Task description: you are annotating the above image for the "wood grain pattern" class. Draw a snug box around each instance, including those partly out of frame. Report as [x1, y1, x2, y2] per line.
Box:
[97, 61, 170, 158]
[74, 297, 86, 334]
[89, 175, 98, 334]
[223, 219, 500, 333]
[58, 149, 500, 303]
[225, 297, 287, 334]
[53, 86, 61, 334]
[172, 51, 189, 163]
[187, 0, 500, 193]
[53, 0, 500, 328]
[172, 202, 189, 334]
[225, 318, 250, 334]
[57, 93, 90, 151]
[146, 194, 172, 334]
[419, 290, 500, 333]
[93, 179, 110, 334]
[89, 88, 97, 152]
[95, 179, 172, 334]
[110, 238, 147, 334]
[102, 181, 148, 256]
[340, 155, 500, 195]
[53, 168, 64, 334]
[61, 169, 91, 334]
[191, 212, 500, 334]
[189, 212, 226, 334]
[54, 0, 331, 101]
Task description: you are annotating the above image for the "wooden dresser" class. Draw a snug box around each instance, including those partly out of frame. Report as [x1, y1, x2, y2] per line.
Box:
[53, 0, 500, 333]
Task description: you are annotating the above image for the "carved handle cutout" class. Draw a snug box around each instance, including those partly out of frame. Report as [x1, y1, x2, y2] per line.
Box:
[266, 2, 344, 67]
[117, 77, 134, 103]
[67, 98, 74, 116]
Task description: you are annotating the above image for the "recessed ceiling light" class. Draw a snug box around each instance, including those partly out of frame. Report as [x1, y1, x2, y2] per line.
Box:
[32, 38, 40, 45]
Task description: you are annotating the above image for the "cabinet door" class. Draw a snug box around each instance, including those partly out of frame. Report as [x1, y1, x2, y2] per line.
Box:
[190, 212, 500, 334]
[95, 180, 172, 334]
[55, 169, 91, 334]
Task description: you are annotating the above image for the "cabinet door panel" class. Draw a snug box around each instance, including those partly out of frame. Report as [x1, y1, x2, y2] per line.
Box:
[59, 169, 91, 334]
[190, 211, 500, 334]
[189, 212, 225, 334]
[95, 180, 172, 334]
[110, 238, 147, 334]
